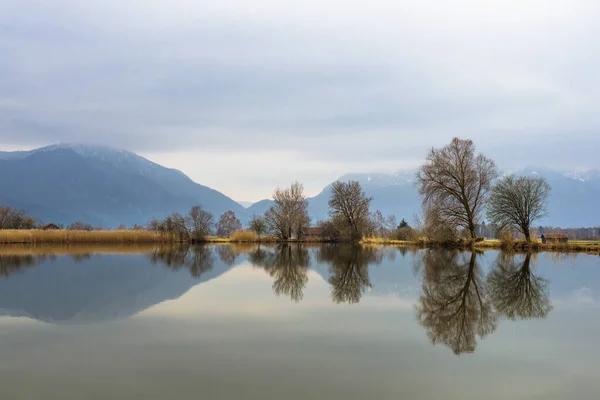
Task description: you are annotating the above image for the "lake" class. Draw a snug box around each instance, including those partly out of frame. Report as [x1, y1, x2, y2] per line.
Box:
[0, 244, 599, 399]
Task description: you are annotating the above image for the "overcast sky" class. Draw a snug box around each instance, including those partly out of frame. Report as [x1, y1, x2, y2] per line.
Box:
[1, 0, 599, 201]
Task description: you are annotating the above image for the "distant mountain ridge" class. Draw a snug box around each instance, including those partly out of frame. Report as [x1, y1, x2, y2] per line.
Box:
[0, 144, 245, 227]
[0, 144, 598, 228]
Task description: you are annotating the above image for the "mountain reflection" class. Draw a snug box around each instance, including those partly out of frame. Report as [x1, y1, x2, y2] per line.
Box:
[416, 251, 498, 355]
[487, 253, 552, 320]
[248, 244, 309, 302]
[317, 244, 381, 304]
[149, 245, 214, 278]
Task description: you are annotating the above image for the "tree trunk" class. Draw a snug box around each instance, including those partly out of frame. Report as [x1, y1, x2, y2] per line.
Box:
[469, 223, 476, 239]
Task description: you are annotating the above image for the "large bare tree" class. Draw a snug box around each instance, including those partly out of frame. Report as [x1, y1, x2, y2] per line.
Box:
[416, 137, 498, 239]
[264, 182, 310, 240]
[248, 214, 267, 239]
[487, 175, 551, 242]
[328, 181, 372, 241]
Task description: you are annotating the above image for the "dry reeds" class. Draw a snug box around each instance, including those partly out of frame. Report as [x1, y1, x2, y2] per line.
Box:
[229, 230, 259, 242]
[0, 229, 167, 244]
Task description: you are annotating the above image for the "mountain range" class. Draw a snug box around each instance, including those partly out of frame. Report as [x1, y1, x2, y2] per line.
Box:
[0, 144, 598, 228]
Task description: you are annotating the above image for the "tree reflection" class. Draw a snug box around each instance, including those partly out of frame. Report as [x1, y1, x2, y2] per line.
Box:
[216, 245, 238, 266]
[317, 244, 378, 304]
[248, 244, 309, 302]
[149, 245, 214, 278]
[416, 251, 497, 355]
[0, 255, 42, 277]
[487, 253, 552, 320]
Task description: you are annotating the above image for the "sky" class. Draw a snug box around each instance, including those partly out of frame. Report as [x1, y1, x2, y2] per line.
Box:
[1, 0, 599, 201]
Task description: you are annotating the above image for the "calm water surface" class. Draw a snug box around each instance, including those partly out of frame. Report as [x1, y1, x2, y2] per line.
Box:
[0, 244, 599, 399]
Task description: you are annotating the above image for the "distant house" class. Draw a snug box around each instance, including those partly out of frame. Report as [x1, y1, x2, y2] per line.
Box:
[40, 223, 60, 231]
[541, 233, 569, 244]
[306, 227, 322, 238]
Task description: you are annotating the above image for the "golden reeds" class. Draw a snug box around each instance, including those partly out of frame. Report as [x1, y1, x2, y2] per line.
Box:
[0, 229, 167, 244]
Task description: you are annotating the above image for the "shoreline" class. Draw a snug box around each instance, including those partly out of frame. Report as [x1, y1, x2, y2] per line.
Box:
[0, 230, 598, 255]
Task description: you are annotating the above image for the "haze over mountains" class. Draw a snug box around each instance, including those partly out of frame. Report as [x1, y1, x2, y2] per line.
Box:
[0, 144, 598, 228]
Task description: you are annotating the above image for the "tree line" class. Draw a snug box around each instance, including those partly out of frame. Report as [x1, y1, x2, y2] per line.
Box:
[0, 137, 589, 244]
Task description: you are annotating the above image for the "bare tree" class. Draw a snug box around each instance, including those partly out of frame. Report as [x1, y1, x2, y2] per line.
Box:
[0, 207, 37, 229]
[328, 181, 373, 241]
[416, 138, 498, 239]
[487, 175, 551, 242]
[264, 182, 310, 240]
[216, 210, 242, 237]
[170, 212, 189, 240]
[420, 204, 456, 242]
[186, 206, 214, 241]
[248, 214, 267, 239]
[68, 221, 94, 231]
[317, 219, 341, 241]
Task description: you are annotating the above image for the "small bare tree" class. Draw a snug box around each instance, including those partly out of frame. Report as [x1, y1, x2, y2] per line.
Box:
[416, 137, 498, 240]
[68, 221, 94, 231]
[487, 175, 551, 242]
[328, 181, 372, 241]
[264, 182, 310, 240]
[249, 214, 267, 239]
[216, 210, 242, 237]
[186, 206, 214, 241]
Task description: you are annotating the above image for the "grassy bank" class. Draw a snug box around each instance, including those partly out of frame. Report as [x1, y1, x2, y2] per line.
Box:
[2, 230, 598, 254]
[361, 237, 600, 254]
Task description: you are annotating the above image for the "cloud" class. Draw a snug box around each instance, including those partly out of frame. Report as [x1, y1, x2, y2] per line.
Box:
[1, 0, 599, 198]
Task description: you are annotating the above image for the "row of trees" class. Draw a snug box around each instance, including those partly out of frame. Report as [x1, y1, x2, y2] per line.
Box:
[0, 207, 37, 229]
[416, 137, 552, 242]
[246, 180, 411, 242]
[0, 207, 102, 231]
[148, 207, 242, 241]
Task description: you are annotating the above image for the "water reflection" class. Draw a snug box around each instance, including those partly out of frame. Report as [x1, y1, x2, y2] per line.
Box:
[149, 245, 214, 278]
[0, 245, 598, 400]
[487, 253, 552, 320]
[0, 245, 562, 352]
[248, 244, 310, 302]
[416, 251, 498, 355]
[0, 254, 44, 277]
[317, 244, 379, 304]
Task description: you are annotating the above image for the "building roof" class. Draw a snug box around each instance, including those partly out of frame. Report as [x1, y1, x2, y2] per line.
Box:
[40, 223, 60, 230]
[306, 227, 322, 235]
[541, 233, 569, 239]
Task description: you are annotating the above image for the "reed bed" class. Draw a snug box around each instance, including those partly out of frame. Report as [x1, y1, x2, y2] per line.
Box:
[0, 229, 168, 244]
[360, 237, 414, 246]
